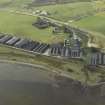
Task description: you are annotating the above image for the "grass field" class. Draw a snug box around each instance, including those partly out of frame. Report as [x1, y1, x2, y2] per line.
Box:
[0, 11, 66, 43]
[34, 2, 94, 21]
[72, 13, 105, 35]
[71, 12, 105, 47]
[0, 1, 105, 46]
[0, 0, 91, 7]
[94, 0, 105, 10]
[0, 1, 95, 22]
[0, 0, 31, 8]
[0, 0, 11, 4]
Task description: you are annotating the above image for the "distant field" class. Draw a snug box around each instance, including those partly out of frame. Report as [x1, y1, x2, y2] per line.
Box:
[30, 0, 91, 6]
[0, 0, 91, 9]
[34, 2, 94, 21]
[72, 13, 105, 35]
[0, 0, 30, 6]
[0, 11, 65, 43]
[0, 0, 102, 23]
[0, 0, 32, 10]
[71, 12, 105, 48]
[0, 0, 91, 6]
[0, 0, 105, 45]
[0, 0, 11, 4]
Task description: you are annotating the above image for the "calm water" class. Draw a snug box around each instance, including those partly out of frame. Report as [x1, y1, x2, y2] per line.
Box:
[0, 62, 54, 105]
[0, 62, 104, 105]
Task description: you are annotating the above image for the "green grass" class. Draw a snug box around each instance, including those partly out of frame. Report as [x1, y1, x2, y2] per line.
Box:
[34, 2, 94, 21]
[0, 0, 11, 4]
[94, 0, 105, 10]
[0, 1, 95, 22]
[71, 12, 105, 48]
[0, 0, 31, 8]
[7, 0, 31, 9]
[0, 0, 91, 7]
[72, 13, 105, 35]
[0, 11, 65, 43]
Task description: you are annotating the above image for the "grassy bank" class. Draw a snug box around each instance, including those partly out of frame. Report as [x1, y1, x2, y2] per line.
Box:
[0, 44, 105, 85]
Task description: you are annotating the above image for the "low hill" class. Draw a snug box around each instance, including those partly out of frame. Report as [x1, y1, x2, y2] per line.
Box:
[33, 2, 94, 21]
[0, 0, 91, 9]
[33, 0, 91, 4]
[30, 0, 91, 6]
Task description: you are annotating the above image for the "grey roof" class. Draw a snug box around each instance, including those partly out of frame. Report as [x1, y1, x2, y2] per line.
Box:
[61, 47, 66, 57]
[22, 41, 40, 51]
[61, 47, 71, 57]
[60, 46, 82, 58]
[33, 43, 49, 53]
[33, 43, 42, 52]
[36, 44, 46, 52]
[72, 39, 81, 48]
[14, 39, 29, 48]
[0, 36, 12, 43]
[65, 47, 70, 57]
[6, 37, 20, 45]
[39, 44, 49, 53]
[0, 35, 5, 39]
[50, 47, 62, 56]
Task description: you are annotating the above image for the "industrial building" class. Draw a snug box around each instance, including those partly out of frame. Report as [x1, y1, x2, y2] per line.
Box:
[0, 34, 83, 59]
[88, 53, 105, 66]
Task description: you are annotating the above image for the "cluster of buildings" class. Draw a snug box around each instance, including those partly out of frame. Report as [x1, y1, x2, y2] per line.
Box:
[32, 17, 105, 66]
[1, 33, 105, 67]
[0, 34, 50, 54]
[33, 17, 63, 35]
[0, 33, 83, 59]
[49, 35, 83, 58]
[32, 18, 83, 59]
[49, 45, 82, 58]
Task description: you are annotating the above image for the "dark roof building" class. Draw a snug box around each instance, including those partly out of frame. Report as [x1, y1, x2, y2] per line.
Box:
[49, 43, 62, 56]
[62, 47, 82, 58]
[88, 53, 105, 66]
[14, 39, 29, 48]
[32, 43, 49, 53]
[0, 35, 5, 39]
[6, 37, 20, 45]
[33, 18, 49, 29]
[0, 36, 12, 44]
[49, 45, 82, 59]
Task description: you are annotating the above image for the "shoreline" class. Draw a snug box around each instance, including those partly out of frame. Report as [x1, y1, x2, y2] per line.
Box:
[0, 59, 104, 87]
